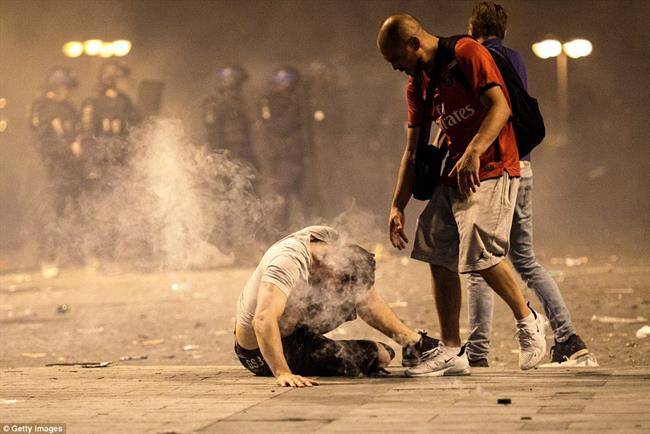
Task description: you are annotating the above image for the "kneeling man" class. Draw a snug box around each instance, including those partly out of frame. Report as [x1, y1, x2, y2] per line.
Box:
[235, 226, 440, 387]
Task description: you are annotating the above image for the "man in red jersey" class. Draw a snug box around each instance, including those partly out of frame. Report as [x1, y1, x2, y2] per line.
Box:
[377, 14, 546, 376]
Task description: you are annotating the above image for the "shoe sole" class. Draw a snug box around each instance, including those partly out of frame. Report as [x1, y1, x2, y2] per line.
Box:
[405, 367, 471, 378]
[569, 349, 590, 360]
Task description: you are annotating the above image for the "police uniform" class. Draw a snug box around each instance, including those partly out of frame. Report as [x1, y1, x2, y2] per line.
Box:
[30, 67, 83, 262]
[201, 65, 255, 166]
[258, 66, 309, 227]
[80, 61, 139, 182]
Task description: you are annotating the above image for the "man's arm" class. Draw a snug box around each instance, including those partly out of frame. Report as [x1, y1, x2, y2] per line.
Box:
[451, 86, 511, 195]
[356, 287, 419, 346]
[389, 125, 424, 250]
[252, 282, 316, 387]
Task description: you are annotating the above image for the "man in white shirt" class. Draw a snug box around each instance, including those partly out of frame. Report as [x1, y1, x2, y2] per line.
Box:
[235, 226, 440, 387]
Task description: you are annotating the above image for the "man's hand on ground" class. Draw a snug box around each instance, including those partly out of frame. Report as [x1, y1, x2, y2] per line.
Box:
[389, 207, 409, 250]
[276, 373, 317, 387]
[450, 150, 481, 197]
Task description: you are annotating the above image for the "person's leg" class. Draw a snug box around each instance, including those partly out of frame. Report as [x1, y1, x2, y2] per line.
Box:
[408, 185, 469, 376]
[430, 264, 463, 347]
[466, 272, 495, 363]
[509, 176, 576, 342]
[455, 173, 545, 370]
[478, 261, 528, 320]
[286, 326, 390, 377]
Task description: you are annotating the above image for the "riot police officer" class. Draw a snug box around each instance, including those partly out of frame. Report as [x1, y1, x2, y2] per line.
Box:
[29, 66, 82, 267]
[258, 65, 310, 229]
[201, 64, 256, 167]
[80, 60, 139, 177]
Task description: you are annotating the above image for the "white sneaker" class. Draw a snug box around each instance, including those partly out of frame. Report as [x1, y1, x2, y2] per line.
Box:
[405, 344, 471, 377]
[516, 306, 547, 370]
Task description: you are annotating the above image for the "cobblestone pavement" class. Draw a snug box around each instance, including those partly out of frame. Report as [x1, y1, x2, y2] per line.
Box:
[1, 365, 649, 433]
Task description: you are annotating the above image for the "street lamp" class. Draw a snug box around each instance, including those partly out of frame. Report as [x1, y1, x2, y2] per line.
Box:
[62, 39, 132, 58]
[62, 41, 84, 58]
[83, 39, 103, 56]
[563, 39, 593, 59]
[532, 37, 593, 143]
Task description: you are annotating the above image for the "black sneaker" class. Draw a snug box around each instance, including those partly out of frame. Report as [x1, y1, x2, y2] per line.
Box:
[468, 357, 489, 368]
[402, 331, 440, 367]
[550, 333, 589, 363]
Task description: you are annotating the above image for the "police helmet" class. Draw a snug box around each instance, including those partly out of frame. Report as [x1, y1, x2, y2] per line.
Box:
[215, 64, 248, 89]
[98, 60, 131, 88]
[44, 66, 78, 90]
[271, 65, 300, 90]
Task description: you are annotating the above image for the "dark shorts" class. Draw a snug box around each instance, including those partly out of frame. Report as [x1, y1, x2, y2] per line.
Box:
[235, 325, 382, 377]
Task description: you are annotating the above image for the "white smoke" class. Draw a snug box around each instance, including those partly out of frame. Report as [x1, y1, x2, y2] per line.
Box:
[75, 117, 279, 270]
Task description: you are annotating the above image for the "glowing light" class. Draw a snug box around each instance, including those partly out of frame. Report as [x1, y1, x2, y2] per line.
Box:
[62, 41, 84, 58]
[563, 39, 593, 59]
[112, 40, 132, 57]
[313, 110, 325, 122]
[532, 39, 562, 59]
[84, 39, 103, 56]
[99, 42, 115, 58]
[0, 120, 7, 132]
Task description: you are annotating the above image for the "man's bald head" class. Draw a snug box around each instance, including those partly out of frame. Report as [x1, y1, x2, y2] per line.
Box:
[377, 14, 423, 54]
[377, 14, 433, 77]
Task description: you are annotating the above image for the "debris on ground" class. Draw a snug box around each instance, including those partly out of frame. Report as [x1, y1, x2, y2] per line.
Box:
[565, 256, 589, 267]
[550, 257, 589, 267]
[183, 345, 199, 351]
[142, 339, 164, 346]
[56, 304, 69, 314]
[591, 315, 648, 324]
[170, 282, 191, 292]
[636, 325, 650, 339]
[1, 399, 19, 405]
[388, 301, 408, 308]
[119, 355, 148, 361]
[41, 264, 60, 279]
[22, 352, 47, 358]
[497, 398, 512, 405]
[45, 361, 112, 368]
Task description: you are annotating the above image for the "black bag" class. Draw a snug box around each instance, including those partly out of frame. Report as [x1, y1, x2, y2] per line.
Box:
[488, 49, 545, 158]
[437, 35, 545, 159]
[412, 70, 446, 201]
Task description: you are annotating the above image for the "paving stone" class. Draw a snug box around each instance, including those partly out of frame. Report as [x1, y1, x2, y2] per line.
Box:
[1, 366, 649, 433]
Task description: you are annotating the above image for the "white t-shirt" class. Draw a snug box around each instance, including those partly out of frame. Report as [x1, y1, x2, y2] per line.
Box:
[236, 225, 357, 338]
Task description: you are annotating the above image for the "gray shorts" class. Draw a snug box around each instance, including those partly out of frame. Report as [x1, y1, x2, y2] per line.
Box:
[411, 173, 519, 273]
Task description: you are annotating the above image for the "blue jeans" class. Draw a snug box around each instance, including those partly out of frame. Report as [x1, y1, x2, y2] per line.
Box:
[467, 172, 576, 361]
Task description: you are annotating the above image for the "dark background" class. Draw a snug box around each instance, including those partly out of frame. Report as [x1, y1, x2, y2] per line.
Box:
[1, 0, 649, 260]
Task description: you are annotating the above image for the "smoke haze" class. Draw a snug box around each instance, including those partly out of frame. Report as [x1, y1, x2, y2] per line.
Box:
[1, 0, 649, 266]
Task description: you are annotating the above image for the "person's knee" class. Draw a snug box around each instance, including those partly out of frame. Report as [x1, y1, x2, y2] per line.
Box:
[376, 342, 395, 368]
[511, 253, 541, 275]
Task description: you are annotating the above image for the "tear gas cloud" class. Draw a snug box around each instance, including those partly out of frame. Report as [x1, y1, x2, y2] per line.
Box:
[32, 118, 282, 270]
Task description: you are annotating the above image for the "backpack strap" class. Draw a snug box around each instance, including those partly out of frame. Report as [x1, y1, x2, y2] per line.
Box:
[435, 35, 474, 91]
